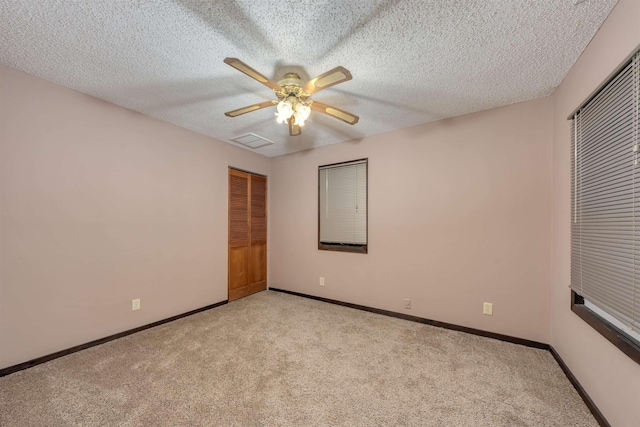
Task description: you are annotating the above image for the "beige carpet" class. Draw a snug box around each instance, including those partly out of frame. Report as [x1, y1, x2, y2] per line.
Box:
[1, 290, 597, 426]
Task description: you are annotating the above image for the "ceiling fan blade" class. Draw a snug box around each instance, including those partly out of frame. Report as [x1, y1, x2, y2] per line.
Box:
[289, 119, 302, 136]
[303, 66, 352, 94]
[224, 57, 282, 91]
[311, 101, 359, 125]
[224, 100, 277, 117]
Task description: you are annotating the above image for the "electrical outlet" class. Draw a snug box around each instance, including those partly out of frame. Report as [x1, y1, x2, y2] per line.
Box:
[404, 299, 411, 309]
[132, 298, 141, 311]
[319, 277, 325, 286]
[483, 302, 493, 316]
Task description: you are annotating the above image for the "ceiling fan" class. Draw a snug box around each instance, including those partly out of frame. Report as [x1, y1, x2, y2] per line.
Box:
[223, 58, 359, 136]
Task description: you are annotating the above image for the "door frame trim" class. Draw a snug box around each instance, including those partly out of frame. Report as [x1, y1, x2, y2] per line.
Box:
[228, 166, 267, 178]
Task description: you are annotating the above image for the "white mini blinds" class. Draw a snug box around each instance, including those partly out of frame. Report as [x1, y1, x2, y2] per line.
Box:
[319, 159, 367, 253]
[570, 49, 640, 338]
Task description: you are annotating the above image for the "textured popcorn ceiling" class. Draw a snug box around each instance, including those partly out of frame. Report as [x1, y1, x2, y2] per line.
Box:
[0, 0, 618, 157]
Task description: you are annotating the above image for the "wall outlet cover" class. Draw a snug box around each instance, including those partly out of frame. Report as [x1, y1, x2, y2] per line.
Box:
[483, 302, 493, 316]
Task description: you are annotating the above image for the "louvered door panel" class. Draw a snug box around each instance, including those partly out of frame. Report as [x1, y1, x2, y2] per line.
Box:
[249, 175, 267, 293]
[251, 176, 267, 244]
[229, 172, 249, 246]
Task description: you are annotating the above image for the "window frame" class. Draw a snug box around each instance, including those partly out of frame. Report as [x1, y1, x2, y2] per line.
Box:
[568, 44, 640, 365]
[317, 158, 368, 254]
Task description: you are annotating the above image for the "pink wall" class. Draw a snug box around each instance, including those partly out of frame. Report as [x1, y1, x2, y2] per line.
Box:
[551, 1, 640, 426]
[0, 65, 269, 369]
[2, 2, 637, 422]
[269, 97, 553, 343]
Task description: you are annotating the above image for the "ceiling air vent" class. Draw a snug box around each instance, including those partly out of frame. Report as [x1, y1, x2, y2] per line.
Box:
[230, 133, 274, 149]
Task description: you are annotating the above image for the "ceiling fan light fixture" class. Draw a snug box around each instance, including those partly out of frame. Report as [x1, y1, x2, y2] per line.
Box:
[293, 102, 311, 126]
[276, 97, 311, 126]
[275, 99, 294, 123]
[293, 112, 305, 126]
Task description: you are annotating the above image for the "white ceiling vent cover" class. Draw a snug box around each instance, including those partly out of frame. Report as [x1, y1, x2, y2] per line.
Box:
[230, 133, 274, 149]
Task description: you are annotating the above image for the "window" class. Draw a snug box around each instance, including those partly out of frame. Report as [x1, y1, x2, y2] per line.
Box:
[318, 159, 368, 254]
[570, 46, 640, 364]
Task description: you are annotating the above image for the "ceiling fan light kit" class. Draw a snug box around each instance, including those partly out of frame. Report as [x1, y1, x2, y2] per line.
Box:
[223, 58, 359, 136]
[273, 74, 312, 127]
[275, 98, 311, 127]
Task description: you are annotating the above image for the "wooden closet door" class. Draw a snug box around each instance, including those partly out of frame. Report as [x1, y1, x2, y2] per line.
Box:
[228, 169, 267, 301]
[228, 169, 250, 301]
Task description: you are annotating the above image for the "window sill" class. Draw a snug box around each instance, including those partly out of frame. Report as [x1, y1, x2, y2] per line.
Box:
[318, 243, 367, 254]
[571, 291, 640, 365]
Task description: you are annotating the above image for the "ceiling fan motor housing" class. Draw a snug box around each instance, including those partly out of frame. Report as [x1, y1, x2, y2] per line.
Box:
[275, 73, 310, 101]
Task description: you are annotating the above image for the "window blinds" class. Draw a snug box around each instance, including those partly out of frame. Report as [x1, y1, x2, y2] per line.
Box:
[570, 51, 640, 334]
[319, 160, 367, 245]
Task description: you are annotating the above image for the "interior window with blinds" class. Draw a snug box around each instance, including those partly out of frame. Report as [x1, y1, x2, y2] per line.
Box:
[318, 159, 368, 254]
[570, 47, 640, 363]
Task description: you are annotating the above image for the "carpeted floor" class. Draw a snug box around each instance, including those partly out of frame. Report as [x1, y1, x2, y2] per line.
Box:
[1, 290, 597, 426]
